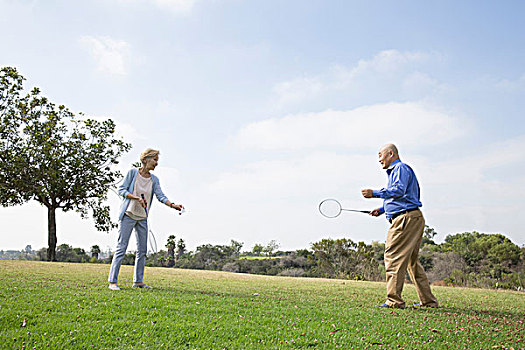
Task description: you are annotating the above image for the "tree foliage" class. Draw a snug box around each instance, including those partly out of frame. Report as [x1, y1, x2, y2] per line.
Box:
[251, 243, 264, 256]
[176, 238, 186, 259]
[263, 240, 279, 257]
[310, 238, 383, 280]
[55, 244, 90, 263]
[0, 67, 131, 261]
[437, 231, 523, 283]
[165, 235, 176, 267]
[90, 245, 101, 259]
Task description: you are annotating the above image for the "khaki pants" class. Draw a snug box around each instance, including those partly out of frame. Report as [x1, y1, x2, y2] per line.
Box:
[384, 209, 438, 308]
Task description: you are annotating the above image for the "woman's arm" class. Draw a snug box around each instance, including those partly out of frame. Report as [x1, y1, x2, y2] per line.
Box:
[152, 176, 184, 211]
[152, 176, 169, 204]
[118, 169, 137, 198]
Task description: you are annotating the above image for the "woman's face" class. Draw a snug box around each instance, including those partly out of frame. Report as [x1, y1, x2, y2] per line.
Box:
[145, 155, 159, 171]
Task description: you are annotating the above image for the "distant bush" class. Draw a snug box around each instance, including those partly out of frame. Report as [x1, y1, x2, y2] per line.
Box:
[279, 268, 305, 277]
[6, 230, 523, 291]
[429, 232, 524, 290]
[222, 262, 240, 273]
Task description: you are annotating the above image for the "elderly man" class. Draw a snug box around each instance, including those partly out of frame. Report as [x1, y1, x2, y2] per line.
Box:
[362, 144, 438, 308]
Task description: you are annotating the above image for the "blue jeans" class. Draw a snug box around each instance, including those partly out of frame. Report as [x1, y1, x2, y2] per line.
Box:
[108, 214, 148, 284]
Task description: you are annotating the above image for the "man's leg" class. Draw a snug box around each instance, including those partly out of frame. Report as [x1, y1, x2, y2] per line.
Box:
[406, 213, 439, 307]
[108, 215, 135, 283]
[384, 215, 416, 308]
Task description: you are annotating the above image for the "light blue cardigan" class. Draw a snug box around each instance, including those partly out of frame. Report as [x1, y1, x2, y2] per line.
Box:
[118, 168, 169, 221]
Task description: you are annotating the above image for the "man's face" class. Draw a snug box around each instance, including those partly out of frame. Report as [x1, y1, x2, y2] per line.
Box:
[378, 149, 394, 169]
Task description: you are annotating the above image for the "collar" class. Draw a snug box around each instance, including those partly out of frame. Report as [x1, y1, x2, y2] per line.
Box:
[386, 158, 401, 174]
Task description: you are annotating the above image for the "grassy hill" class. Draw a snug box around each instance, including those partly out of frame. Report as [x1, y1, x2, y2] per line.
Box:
[1, 260, 523, 349]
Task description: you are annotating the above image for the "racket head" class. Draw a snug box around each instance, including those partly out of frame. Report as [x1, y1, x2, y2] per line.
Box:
[319, 199, 343, 218]
[148, 229, 158, 254]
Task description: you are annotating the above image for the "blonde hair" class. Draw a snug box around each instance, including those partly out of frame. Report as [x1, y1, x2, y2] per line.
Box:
[140, 148, 160, 164]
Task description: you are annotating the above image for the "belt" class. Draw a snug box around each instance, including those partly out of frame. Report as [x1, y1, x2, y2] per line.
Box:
[388, 208, 419, 224]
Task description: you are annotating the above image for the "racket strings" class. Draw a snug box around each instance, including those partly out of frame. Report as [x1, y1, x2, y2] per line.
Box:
[319, 199, 342, 218]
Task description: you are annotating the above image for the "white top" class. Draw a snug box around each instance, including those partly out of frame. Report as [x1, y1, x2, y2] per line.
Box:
[125, 172, 153, 220]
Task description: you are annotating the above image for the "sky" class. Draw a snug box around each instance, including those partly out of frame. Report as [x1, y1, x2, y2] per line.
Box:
[1, 0, 524, 254]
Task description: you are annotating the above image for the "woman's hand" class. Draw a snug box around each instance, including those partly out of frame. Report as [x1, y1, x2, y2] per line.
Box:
[134, 195, 147, 208]
[127, 194, 147, 208]
[170, 203, 184, 211]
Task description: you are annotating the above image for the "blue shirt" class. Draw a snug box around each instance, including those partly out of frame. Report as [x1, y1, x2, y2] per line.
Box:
[372, 159, 422, 219]
[117, 168, 169, 221]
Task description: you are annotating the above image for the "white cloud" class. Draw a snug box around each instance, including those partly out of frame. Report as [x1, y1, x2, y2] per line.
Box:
[399, 134, 525, 242]
[153, 0, 197, 13]
[337, 49, 432, 80]
[273, 77, 325, 105]
[79, 36, 131, 75]
[273, 50, 444, 106]
[209, 152, 375, 199]
[495, 74, 525, 93]
[117, 0, 198, 14]
[416, 134, 525, 186]
[233, 102, 467, 152]
[402, 72, 446, 96]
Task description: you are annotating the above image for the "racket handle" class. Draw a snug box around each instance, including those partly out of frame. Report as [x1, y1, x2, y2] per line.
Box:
[140, 194, 147, 214]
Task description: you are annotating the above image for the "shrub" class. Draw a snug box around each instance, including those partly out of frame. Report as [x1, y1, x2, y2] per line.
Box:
[427, 252, 467, 283]
[279, 268, 305, 277]
[222, 262, 240, 273]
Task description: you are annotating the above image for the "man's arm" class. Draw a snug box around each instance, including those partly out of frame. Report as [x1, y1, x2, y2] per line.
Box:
[360, 189, 384, 216]
[371, 165, 411, 199]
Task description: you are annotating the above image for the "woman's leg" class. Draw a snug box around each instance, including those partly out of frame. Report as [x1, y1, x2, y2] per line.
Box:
[108, 215, 136, 283]
[133, 218, 148, 283]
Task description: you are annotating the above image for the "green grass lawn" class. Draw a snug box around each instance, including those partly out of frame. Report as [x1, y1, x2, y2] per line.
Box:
[1, 261, 523, 349]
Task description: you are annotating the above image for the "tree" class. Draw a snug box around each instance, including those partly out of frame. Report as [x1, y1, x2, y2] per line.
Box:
[166, 235, 176, 267]
[55, 244, 89, 262]
[90, 245, 101, 259]
[251, 243, 264, 256]
[176, 238, 186, 260]
[229, 240, 243, 257]
[263, 240, 280, 257]
[311, 238, 358, 279]
[422, 225, 438, 246]
[0, 67, 131, 261]
[439, 231, 523, 281]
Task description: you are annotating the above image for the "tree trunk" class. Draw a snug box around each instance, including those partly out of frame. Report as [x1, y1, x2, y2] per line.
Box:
[167, 248, 175, 267]
[47, 206, 57, 261]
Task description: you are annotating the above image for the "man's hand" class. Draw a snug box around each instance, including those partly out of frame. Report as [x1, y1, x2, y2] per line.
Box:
[361, 189, 373, 198]
[369, 208, 381, 217]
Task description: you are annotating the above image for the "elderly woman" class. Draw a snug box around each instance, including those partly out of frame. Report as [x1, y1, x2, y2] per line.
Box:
[108, 148, 183, 290]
